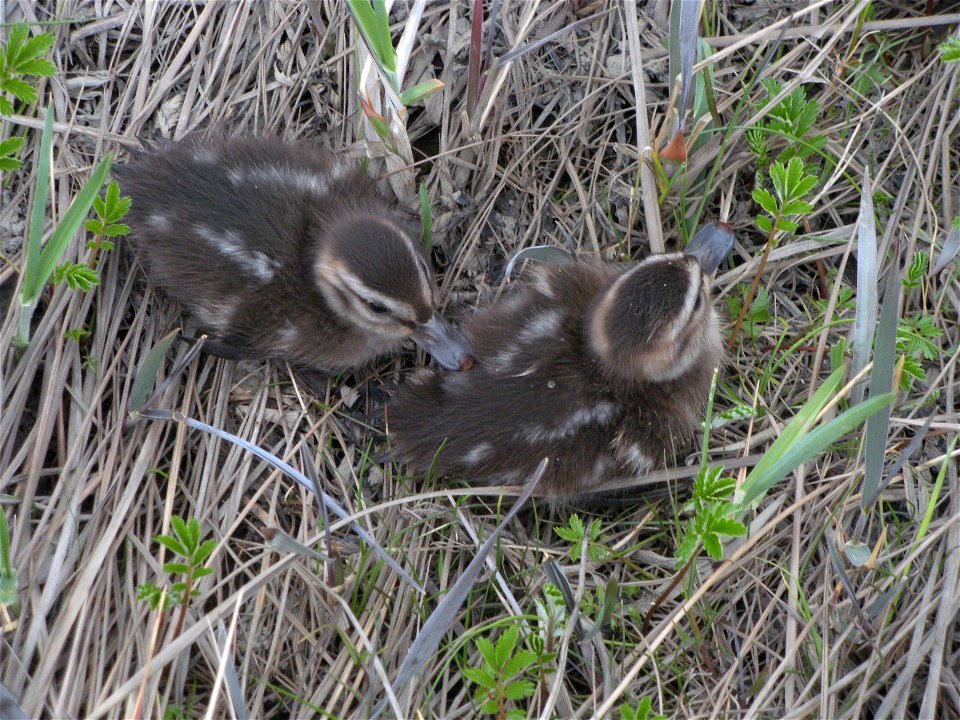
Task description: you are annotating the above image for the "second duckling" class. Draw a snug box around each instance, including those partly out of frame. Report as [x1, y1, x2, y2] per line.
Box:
[118, 134, 471, 373]
[388, 226, 732, 496]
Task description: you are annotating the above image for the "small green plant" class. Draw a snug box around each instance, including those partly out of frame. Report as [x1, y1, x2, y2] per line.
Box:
[463, 625, 539, 720]
[724, 284, 771, 341]
[534, 582, 567, 653]
[675, 466, 747, 567]
[901, 251, 928, 290]
[619, 696, 667, 720]
[728, 157, 817, 348]
[896, 314, 942, 391]
[746, 79, 826, 171]
[137, 517, 215, 635]
[937, 36, 960, 63]
[0, 24, 55, 172]
[555, 514, 612, 563]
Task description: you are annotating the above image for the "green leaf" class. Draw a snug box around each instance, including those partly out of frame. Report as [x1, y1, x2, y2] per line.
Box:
[502, 650, 538, 679]
[418, 183, 432, 251]
[776, 218, 799, 233]
[462, 667, 496, 689]
[127, 328, 179, 414]
[399, 79, 445, 106]
[780, 199, 814, 216]
[475, 636, 497, 669]
[703, 534, 723, 560]
[0, 135, 24, 156]
[194, 538, 216, 564]
[163, 562, 191, 575]
[752, 187, 778, 216]
[192, 567, 213, 578]
[15, 57, 56, 77]
[755, 216, 772, 234]
[154, 535, 187, 557]
[0, 97, 14, 116]
[494, 626, 519, 668]
[710, 517, 747, 537]
[937, 36, 960, 62]
[1, 76, 36, 104]
[503, 680, 536, 700]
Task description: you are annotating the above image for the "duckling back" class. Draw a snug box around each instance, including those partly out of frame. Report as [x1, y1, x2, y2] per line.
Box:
[389, 257, 723, 496]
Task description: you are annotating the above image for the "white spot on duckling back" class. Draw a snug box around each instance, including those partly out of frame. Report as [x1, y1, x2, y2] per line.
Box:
[618, 443, 653, 473]
[463, 442, 494, 465]
[147, 214, 171, 231]
[523, 401, 618, 442]
[196, 225, 277, 283]
[192, 147, 217, 163]
[228, 162, 351, 197]
[278, 322, 299, 351]
[192, 298, 237, 332]
[518, 309, 562, 341]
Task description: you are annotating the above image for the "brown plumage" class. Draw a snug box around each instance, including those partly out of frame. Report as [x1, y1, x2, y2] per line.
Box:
[117, 134, 471, 372]
[388, 231, 731, 496]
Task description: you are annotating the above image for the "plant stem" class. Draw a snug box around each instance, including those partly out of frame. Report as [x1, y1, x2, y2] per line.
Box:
[726, 225, 778, 351]
[172, 572, 193, 639]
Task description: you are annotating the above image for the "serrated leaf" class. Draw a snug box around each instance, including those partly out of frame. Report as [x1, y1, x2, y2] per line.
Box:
[502, 650, 538, 679]
[15, 57, 55, 77]
[755, 216, 772, 234]
[776, 218, 799, 233]
[154, 534, 186, 556]
[462, 667, 496, 689]
[475, 636, 497, 669]
[192, 567, 213, 578]
[710, 517, 747, 536]
[0, 136, 24, 155]
[102, 223, 129, 237]
[495, 626, 519, 667]
[780, 199, 813, 216]
[163, 562, 191, 574]
[752, 187, 778, 216]
[703, 534, 723, 560]
[2, 76, 36, 104]
[503, 680, 536, 700]
[194, 538, 216, 563]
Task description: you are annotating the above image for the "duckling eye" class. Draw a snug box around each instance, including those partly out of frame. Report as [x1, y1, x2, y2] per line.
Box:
[367, 300, 389, 315]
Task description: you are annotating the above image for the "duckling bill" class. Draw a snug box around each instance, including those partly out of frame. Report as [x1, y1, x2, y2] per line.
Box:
[388, 225, 733, 496]
[117, 135, 472, 372]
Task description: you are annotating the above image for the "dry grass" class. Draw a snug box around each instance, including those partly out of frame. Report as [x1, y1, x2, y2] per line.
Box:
[2, 1, 959, 718]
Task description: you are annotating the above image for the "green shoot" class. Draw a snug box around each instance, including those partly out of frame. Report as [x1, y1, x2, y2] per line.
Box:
[554, 514, 611, 563]
[724, 284, 771, 342]
[747, 79, 826, 170]
[0, 511, 15, 608]
[137, 517, 216, 637]
[619, 697, 667, 720]
[462, 625, 539, 720]
[937, 36, 960, 63]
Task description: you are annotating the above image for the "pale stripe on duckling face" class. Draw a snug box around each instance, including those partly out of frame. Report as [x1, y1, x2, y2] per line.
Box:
[195, 225, 277, 283]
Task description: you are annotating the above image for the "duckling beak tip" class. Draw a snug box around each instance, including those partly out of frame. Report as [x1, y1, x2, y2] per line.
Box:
[413, 314, 473, 371]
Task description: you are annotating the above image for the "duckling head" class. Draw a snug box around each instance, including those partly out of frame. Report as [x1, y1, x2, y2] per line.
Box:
[313, 215, 473, 370]
[585, 234, 728, 386]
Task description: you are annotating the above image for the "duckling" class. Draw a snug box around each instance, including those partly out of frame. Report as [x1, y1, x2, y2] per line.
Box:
[387, 225, 732, 496]
[117, 135, 472, 372]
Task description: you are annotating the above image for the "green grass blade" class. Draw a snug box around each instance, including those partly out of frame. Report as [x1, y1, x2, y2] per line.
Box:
[418, 183, 432, 251]
[127, 328, 180, 414]
[743, 364, 844, 488]
[19, 153, 112, 306]
[850, 167, 878, 406]
[861, 247, 900, 510]
[13, 105, 54, 346]
[739, 392, 894, 508]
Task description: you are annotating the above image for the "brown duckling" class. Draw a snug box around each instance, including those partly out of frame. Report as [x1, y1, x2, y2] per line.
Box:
[117, 135, 471, 372]
[388, 225, 733, 496]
